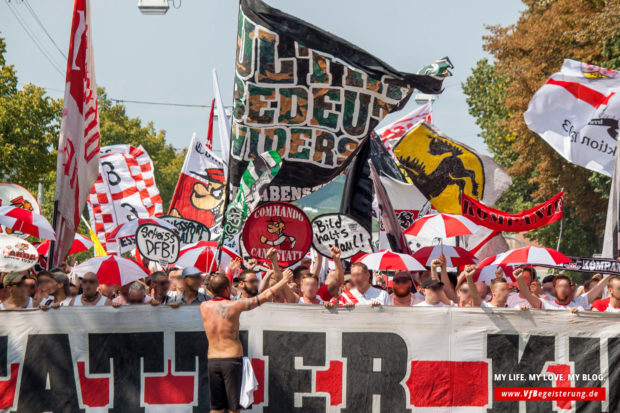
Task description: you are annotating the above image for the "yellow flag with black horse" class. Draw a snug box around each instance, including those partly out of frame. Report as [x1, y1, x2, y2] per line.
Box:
[393, 122, 511, 214]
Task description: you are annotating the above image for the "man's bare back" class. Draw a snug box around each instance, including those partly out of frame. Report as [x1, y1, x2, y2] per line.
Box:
[200, 248, 293, 359]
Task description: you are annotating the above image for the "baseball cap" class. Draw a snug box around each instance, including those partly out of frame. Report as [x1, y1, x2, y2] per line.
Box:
[3, 272, 25, 287]
[421, 278, 443, 289]
[181, 266, 202, 278]
[266, 217, 285, 224]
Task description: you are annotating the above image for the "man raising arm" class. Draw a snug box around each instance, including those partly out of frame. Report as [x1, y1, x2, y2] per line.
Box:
[200, 248, 293, 413]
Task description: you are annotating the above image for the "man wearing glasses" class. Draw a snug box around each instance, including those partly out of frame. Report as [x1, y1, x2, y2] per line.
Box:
[149, 271, 171, 305]
[0, 272, 38, 310]
[388, 271, 424, 306]
[70, 272, 111, 306]
[233, 270, 260, 300]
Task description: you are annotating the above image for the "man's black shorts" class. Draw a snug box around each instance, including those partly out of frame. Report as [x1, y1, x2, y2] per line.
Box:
[208, 357, 243, 411]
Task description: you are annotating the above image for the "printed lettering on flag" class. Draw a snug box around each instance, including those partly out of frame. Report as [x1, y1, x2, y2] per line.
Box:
[168, 134, 226, 241]
[87, 145, 163, 251]
[53, 0, 100, 265]
[228, 0, 444, 204]
[524, 59, 620, 176]
[375, 102, 433, 150]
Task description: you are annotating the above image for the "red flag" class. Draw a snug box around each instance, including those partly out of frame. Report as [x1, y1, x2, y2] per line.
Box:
[206, 98, 215, 150]
[53, 0, 100, 266]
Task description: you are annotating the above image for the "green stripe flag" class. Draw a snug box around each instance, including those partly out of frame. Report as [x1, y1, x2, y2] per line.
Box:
[221, 150, 282, 244]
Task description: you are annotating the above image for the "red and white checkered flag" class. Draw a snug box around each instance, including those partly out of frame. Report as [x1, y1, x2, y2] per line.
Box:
[87, 145, 163, 252]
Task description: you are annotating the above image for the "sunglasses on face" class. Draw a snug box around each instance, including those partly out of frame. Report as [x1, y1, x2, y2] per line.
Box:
[245, 279, 259, 284]
[157, 280, 170, 286]
[460, 288, 470, 293]
[394, 279, 410, 284]
[39, 279, 53, 284]
[82, 279, 97, 285]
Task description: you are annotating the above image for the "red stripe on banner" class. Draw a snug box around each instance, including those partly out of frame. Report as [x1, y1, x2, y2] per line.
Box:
[406, 361, 488, 406]
[316, 360, 343, 405]
[546, 364, 572, 410]
[546, 78, 615, 108]
[206, 98, 215, 150]
[77, 361, 109, 407]
[0, 363, 19, 409]
[144, 360, 195, 404]
[251, 358, 265, 405]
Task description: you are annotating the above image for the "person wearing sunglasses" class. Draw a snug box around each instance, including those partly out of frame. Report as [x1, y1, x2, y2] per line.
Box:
[150, 271, 171, 305]
[70, 272, 111, 306]
[388, 271, 424, 306]
[0, 272, 38, 310]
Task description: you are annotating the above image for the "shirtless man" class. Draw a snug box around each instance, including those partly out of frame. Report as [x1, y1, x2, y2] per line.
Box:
[200, 248, 292, 413]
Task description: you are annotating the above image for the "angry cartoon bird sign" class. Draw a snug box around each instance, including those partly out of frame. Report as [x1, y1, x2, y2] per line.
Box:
[242, 202, 312, 267]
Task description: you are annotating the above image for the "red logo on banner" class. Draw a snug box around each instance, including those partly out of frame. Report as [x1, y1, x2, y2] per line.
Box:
[243, 202, 312, 267]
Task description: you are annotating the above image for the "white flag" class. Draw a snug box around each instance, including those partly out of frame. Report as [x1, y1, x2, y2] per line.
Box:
[524, 59, 620, 176]
[53, 0, 100, 265]
[375, 102, 432, 151]
[603, 150, 620, 258]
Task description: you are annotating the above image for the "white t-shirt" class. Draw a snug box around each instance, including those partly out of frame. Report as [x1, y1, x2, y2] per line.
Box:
[540, 294, 590, 310]
[388, 292, 425, 306]
[414, 300, 455, 307]
[339, 286, 389, 305]
[599, 301, 620, 313]
[481, 301, 509, 308]
[298, 296, 323, 305]
[507, 293, 532, 308]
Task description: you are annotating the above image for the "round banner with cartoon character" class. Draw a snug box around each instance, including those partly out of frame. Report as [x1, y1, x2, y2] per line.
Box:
[0, 183, 40, 239]
[0, 234, 38, 272]
[242, 202, 312, 267]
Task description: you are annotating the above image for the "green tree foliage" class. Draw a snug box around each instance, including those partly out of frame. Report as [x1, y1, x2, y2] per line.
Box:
[462, 0, 620, 257]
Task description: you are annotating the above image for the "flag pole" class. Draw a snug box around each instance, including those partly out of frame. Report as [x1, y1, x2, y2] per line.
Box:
[555, 188, 565, 251]
[47, 200, 59, 270]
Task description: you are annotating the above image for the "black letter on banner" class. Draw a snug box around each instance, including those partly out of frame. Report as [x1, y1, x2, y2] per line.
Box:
[15, 334, 83, 413]
[263, 331, 326, 413]
[89, 332, 164, 413]
[609, 337, 620, 413]
[174, 331, 209, 412]
[341, 332, 410, 413]
[487, 334, 554, 412]
[570, 337, 602, 413]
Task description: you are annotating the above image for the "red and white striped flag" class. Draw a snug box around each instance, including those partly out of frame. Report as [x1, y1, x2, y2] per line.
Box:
[53, 0, 100, 266]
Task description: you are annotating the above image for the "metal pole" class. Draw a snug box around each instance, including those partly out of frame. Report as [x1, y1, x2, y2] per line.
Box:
[47, 200, 58, 270]
[556, 188, 565, 251]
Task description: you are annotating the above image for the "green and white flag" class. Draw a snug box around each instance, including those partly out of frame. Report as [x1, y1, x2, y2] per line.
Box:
[221, 150, 283, 243]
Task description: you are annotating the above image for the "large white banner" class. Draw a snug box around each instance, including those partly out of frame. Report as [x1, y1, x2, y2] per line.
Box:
[524, 59, 620, 176]
[0, 305, 618, 412]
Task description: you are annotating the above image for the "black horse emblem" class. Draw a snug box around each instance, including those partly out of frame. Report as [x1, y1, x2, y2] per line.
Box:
[400, 136, 480, 199]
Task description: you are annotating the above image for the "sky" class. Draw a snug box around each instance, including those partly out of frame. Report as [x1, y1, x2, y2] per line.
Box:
[0, 0, 525, 158]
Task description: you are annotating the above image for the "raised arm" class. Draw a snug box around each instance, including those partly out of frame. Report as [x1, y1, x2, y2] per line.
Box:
[465, 266, 481, 307]
[438, 254, 458, 303]
[323, 246, 344, 297]
[585, 274, 612, 304]
[258, 269, 274, 293]
[279, 268, 299, 303]
[515, 268, 542, 309]
[234, 248, 294, 312]
[311, 251, 323, 278]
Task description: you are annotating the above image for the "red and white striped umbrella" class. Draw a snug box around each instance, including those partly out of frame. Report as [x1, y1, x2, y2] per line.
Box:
[404, 213, 480, 239]
[413, 245, 478, 267]
[472, 256, 516, 285]
[0, 206, 55, 240]
[354, 250, 425, 271]
[37, 234, 94, 256]
[176, 241, 241, 272]
[106, 217, 176, 253]
[73, 255, 148, 286]
[486, 246, 571, 266]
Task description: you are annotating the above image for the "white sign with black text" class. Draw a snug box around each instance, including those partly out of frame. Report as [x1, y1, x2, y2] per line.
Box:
[311, 214, 373, 259]
[136, 223, 180, 266]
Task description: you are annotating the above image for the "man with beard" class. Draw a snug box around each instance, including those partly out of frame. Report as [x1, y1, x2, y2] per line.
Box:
[233, 270, 259, 300]
[70, 272, 111, 306]
[337, 262, 389, 306]
[389, 271, 424, 306]
[516, 269, 612, 311]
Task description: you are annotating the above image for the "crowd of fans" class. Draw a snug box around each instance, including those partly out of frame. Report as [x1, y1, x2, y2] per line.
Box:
[0, 246, 619, 313]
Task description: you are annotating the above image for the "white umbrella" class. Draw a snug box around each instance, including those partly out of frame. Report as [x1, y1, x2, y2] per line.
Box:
[74, 256, 148, 286]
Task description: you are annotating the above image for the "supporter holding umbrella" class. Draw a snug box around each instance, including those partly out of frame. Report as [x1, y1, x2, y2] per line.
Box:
[69, 272, 111, 307]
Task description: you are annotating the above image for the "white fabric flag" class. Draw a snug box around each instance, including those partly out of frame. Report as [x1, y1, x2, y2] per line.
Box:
[54, 0, 100, 265]
[213, 68, 231, 176]
[603, 150, 620, 258]
[524, 59, 620, 176]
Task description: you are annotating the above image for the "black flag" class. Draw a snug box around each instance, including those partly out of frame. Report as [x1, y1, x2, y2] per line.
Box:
[229, 0, 446, 204]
